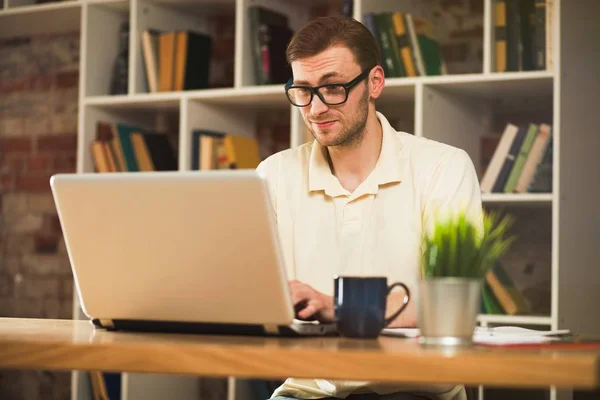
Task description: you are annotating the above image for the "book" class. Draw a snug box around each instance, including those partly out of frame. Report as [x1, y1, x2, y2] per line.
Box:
[480, 123, 518, 192]
[519, 0, 537, 71]
[486, 263, 531, 315]
[374, 13, 398, 77]
[412, 17, 444, 76]
[390, 12, 416, 77]
[492, 124, 528, 192]
[90, 142, 111, 173]
[174, 30, 212, 91]
[224, 135, 261, 169]
[247, 5, 289, 85]
[131, 132, 155, 171]
[495, 0, 507, 72]
[159, 31, 176, 92]
[141, 29, 160, 93]
[515, 123, 552, 192]
[142, 133, 178, 171]
[384, 13, 406, 77]
[482, 282, 505, 314]
[534, 0, 546, 70]
[528, 132, 553, 192]
[405, 13, 426, 76]
[503, 123, 538, 192]
[362, 13, 378, 43]
[114, 123, 144, 171]
[505, 0, 521, 71]
[191, 129, 225, 170]
[263, 24, 294, 84]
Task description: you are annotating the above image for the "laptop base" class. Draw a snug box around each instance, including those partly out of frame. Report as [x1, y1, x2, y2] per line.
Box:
[92, 319, 338, 337]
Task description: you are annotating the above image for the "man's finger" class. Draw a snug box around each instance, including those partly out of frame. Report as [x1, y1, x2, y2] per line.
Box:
[291, 289, 307, 304]
[296, 302, 319, 321]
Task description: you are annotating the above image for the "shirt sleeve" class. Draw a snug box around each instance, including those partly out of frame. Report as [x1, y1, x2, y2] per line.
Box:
[421, 148, 483, 237]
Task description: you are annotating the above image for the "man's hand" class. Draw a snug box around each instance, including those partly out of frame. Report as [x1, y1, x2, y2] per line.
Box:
[289, 280, 334, 323]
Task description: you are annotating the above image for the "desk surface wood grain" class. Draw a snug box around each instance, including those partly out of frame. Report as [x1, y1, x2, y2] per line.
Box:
[0, 318, 598, 389]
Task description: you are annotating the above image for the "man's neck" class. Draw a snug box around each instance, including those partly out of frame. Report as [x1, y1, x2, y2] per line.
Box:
[327, 109, 382, 193]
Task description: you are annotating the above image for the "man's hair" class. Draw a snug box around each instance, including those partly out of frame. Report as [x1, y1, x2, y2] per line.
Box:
[285, 16, 381, 71]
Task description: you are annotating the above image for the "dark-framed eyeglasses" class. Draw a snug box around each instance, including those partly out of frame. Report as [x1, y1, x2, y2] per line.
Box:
[284, 66, 375, 107]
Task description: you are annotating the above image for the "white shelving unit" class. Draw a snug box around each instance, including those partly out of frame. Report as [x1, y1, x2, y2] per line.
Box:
[2, 0, 599, 399]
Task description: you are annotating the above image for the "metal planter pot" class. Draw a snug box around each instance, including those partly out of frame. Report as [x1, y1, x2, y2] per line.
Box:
[417, 277, 482, 346]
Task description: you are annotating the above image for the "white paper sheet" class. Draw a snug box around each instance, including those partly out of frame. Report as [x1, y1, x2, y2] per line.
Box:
[381, 326, 571, 345]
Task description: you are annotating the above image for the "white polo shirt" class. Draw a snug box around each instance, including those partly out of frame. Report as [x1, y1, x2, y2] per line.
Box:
[257, 111, 482, 400]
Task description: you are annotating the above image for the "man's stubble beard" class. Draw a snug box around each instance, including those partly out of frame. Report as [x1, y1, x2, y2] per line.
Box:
[308, 88, 370, 149]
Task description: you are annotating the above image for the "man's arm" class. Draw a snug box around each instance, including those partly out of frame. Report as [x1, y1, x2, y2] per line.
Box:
[386, 149, 483, 329]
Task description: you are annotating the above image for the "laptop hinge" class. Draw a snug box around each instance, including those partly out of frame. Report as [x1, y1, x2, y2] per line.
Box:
[263, 324, 278, 335]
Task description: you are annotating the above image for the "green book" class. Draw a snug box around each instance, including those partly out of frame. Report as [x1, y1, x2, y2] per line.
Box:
[412, 17, 443, 76]
[504, 123, 538, 192]
[115, 123, 144, 171]
[482, 282, 505, 314]
[374, 13, 399, 77]
[384, 13, 405, 77]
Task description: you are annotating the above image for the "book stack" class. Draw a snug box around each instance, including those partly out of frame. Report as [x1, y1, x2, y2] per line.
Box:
[191, 130, 261, 171]
[480, 122, 552, 193]
[248, 5, 294, 85]
[91, 121, 178, 173]
[495, 0, 553, 72]
[363, 11, 445, 78]
[141, 29, 212, 93]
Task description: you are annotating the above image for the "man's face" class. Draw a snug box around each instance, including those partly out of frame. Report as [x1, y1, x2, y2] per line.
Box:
[290, 45, 370, 148]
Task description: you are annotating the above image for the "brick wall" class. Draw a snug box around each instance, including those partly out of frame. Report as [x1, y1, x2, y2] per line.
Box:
[0, 31, 79, 400]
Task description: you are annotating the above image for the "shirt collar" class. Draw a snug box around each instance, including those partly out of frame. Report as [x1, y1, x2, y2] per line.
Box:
[308, 111, 405, 198]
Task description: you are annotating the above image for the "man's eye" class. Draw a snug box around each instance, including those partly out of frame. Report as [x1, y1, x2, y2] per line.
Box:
[322, 85, 345, 95]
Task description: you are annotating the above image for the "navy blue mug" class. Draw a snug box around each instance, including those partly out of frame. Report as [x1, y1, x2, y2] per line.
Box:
[334, 276, 410, 339]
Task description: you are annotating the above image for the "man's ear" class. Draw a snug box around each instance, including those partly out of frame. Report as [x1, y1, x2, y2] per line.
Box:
[369, 65, 385, 100]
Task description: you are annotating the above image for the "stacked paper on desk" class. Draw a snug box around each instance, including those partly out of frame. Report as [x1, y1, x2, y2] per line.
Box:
[473, 326, 570, 345]
[381, 326, 571, 345]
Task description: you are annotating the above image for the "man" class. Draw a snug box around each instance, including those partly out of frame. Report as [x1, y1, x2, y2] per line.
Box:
[256, 16, 482, 400]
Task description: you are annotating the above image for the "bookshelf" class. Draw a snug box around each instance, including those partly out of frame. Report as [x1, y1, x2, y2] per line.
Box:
[2, 0, 599, 399]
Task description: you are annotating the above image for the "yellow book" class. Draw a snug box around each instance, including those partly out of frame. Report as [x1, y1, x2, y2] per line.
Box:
[159, 31, 176, 92]
[174, 31, 188, 91]
[224, 135, 261, 169]
[131, 132, 155, 171]
[495, 0, 507, 72]
[391, 12, 417, 77]
[91, 141, 110, 173]
[102, 142, 117, 172]
[486, 264, 531, 315]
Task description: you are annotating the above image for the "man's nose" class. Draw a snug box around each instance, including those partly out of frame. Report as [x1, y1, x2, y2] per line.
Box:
[310, 94, 329, 116]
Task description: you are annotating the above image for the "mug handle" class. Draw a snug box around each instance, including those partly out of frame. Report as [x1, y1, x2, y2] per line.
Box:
[384, 282, 411, 327]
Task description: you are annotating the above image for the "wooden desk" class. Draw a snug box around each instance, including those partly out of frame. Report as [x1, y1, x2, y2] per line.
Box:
[0, 318, 598, 389]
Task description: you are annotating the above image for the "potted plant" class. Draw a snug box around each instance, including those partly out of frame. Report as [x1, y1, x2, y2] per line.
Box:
[417, 211, 515, 346]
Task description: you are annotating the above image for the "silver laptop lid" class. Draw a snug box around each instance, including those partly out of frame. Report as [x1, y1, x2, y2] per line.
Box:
[50, 170, 295, 326]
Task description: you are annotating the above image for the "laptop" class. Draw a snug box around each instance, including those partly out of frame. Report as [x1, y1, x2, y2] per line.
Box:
[50, 170, 337, 337]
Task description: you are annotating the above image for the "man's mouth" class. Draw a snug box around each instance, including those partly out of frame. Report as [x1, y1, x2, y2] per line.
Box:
[312, 120, 335, 128]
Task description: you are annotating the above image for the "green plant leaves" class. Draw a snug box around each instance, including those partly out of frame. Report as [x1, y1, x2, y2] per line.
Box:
[421, 211, 515, 279]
